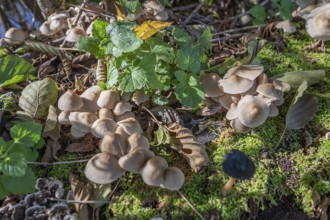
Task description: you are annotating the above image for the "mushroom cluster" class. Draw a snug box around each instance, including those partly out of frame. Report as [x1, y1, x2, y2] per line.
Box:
[143, 0, 169, 21]
[201, 65, 290, 133]
[0, 178, 77, 220]
[57, 86, 185, 190]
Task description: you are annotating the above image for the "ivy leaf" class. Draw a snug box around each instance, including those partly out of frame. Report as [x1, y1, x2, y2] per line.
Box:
[0, 167, 36, 194]
[92, 19, 110, 40]
[10, 121, 42, 146]
[0, 152, 27, 176]
[146, 37, 174, 63]
[176, 46, 201, 73]
[249, 5, 266, 25]
[77, 37, 106, 59]
[0, 55, 36, 87]
[134, 20, 172, 40]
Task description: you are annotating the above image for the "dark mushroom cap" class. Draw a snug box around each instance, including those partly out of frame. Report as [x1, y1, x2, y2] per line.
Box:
[222, 149, 256, 180]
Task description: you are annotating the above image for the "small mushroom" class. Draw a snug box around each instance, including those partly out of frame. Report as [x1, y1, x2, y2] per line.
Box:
[98, 108, 114, 119]
[65, 27, 87, 42]
[91, 118, 118, 138]
[71, 125, 88, 139]
[212, 94, 240, 110]
[121, 92, 133, 101]
[99, 133, 127, 157]
[4, 27, 25, 45]
[49, 19, 68, 32]
[140, 156, 168, 187]
[269, 104, 279, 117]
[58, 111, 71, 125]
[224, 65, 263, 80]
[118, 148, 155, 173]
[80, 85, 102, 110]
[256, 83, 280, 102]
[115, 125, 130, 139]
[276, 20, 297, 33]
[132, 91, 149, 105]
[114, 111, 135, 122]
[58, 90, 83, 111]
[113, 101, 132, 116]
[126, 133, 150, 153]
[306, 4, 330, 42]
[84, 152, 124, 184]
[117, 118, 143, 135]
[218, 75, 254, 95]
[226, 103, 238, 120]
[221, 149, 256, 195]
[160, 167, 184, 190]
[40, 21, 58, 36]
[200, 73, 224, 97]
[97, 90, 120, 109]
[69, 112, 98, 132]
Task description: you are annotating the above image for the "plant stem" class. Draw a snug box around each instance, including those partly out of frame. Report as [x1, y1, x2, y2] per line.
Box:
[221, 176, 236, 196]
[177, 190, 205, 220]
[27, 158, 90, 165]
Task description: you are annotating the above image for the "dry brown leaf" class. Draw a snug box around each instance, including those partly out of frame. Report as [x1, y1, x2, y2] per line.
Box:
[41, 139, 61, 162]
[43, 105, 60, 140]
[65, 143, 95, 153]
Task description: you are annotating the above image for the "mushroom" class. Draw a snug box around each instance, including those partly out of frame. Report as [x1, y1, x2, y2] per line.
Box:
[126, 133, 150, 153]
[132, 91, 149, 105]
[58, 111, 71, 125]
[160, 167, 185, 190]
[84, 152, 124, 184]
[98, 108, 114, 119]
[99, 133, 127, 157]
[230, 119, 251, 133]
[115, 125, 130, 139]
[97, 90, 120, 109]
[4, 27, 25, 45]
[269, 104, 279, 117]
[114, 111, 135, 122]
[221, 149, 256, 195]
[140, 156, 168, 186]
[296, 0, 316, 9]
[80, 85, 102, 110]
[71, 125, 88, 139]
[40, 21, 58, 36]
[237, 95, 270, 128]
[113, 101, 132, 116]
[121, 92, 133, 101]
[58, 90, 83, 111]
[65, 27, 87, 42]
[69, 112, 98, 132]
[200, 73, 224, 97]
[218, 75, 254, 95]
[224, 65, 263, 80]
[90, 118, 118, 138]
[118, 148, 155, 173]
[50, 19, 68, 32]
[117, 118, 143, 135]
[256, 83, 280, 102]
[275, 20, 297, 33]
[212, 94, 240, 110]
[226, 103, 238, 120]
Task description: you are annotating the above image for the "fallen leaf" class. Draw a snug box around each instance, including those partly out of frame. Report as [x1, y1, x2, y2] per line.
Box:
[43, 105, 60, 140]
[65, 143, 95, 153]
[115, 3, 126, 21]
[134, 20, 172, 40]
[41, 139, 61, 162]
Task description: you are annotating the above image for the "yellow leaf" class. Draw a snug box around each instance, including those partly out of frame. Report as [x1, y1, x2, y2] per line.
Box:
[134, 20, 172, 40]
[115, 3, 125, 21]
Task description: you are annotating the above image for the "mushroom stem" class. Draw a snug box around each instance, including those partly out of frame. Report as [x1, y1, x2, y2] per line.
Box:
[221, 176, 236, 196]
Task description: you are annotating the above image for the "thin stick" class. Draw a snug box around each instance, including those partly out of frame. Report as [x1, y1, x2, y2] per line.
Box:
[172, 3, 199, 12]
[27, 158, 90, 166]
[183, 3, 204, 25]
[49, 198, 109, 204]
[177, 190, 204, 220]
[213, 24, 266, 36]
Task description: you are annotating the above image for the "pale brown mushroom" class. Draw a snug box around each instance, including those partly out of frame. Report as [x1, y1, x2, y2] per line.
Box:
[39, 21, 58, 36]
[160, 167, 185, 190]
[200, 73, 224, 97]
[84, 153, 124, 184]
[256, 83, 280, 102]
[113, 101, 132, 116]
[65, 27, 87, 42]
[132, 91, 149, 105]
[230, 118, 251, 133]
[118, 148, 155, 173]
[58, 90, 84, 111]
[97, 90, 120, 109]
[80, 86, 101, 110]
[269, 103, 279, 117]
[91, 118, 118, 138]
[58, 111, 71, 125]
[69, 112, 98, 132]
[226, 103, 238, 120]
[99, 133, 127, 157]
[140, 156, 168, 186]
[224, 65, 263, 80]
[114, 111, 135, 122]
[115, 126, 130, 139]
[4, 27, 25, 45]
[71, 125, 88, 139]
[98, 108, 114, 119]
[121, 92, 133, 102]
[126, 133, 150, 153]
[212, 94, 240, 110]
[117, 118, 143, 135]
[218, 75, 254, 94]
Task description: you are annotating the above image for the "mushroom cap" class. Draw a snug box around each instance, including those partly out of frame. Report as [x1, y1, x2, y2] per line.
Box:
[256, 83, 280, 101]
[296, 0, 316, 8]
[276, 20, 296, 33]
[50, 19, 67, 32]
[222, 149, 256, 180]
[212, 94, 240, 110]
[126, 133, 150, 153]
[269, 104, 279, 117]
[84, 153, 124, 184]
[65, 27, 87, 42]
[113, 101, 132, 116]
[117, 118, 143, 135]
[121, 92, 133, 101]
[91, 118, 118, 138]
[98, 108, 114, 119]
[237, 95, 270, 128]
[140, 156, 168, 186]
[69, 112, 98, 132]
[226, 103, 238, 120]
[218, 75, 254, 94]
[144, 0, 165, 13]
[58, 90, 84, 111]
[48, 12, 70, 21]
[4, 27, 25, 45]
[97, 90, 120, 109]
[115, 125, 130, 139]
[200, 73, 224, 97]
[230, 118, 251, 133]
[160, 167, 184, 190]
[40, 21, 58, 36]
[99, 133, 127, 157]
[306, 4, 330, 40]
[256, 73, 268, 85]
[132, 91, 149, 105]
[114, 111, 135, 123]
[155, 10, 169, 21]
[80, 86, 102, 110]
[58, 111, 71, 125]
[270, 79, 290, 92]
[118, 148, 155, 173]
[224, 65, 263, 80]
[71, 125, 88, 139]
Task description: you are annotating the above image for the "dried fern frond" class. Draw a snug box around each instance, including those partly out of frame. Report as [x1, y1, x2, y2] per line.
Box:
[95, 59, 107, 82]
[25, 41, 59, 56]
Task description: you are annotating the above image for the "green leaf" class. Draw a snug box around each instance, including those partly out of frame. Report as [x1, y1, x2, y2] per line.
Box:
[249, 5, 266, 25]
[106, 22, 143, 53]
[107, 58, 119, 87]
[0, 152, 27, 176]
[293, 81, 308, 104]
[0, 55, 36, 87]
[196, 28, 212, 54]
[158, 0, 171, 6]
[119, 69, 147, 92]
[10, 121, 42, 146]
[6, 144, 39, 161]
[77, 37, 106, 59]
[172, 27, 192, 45]
[152, 94, 169, 105]
[272, 70, 325, 89]
[118, 0, 142, 13]
[146, 38, 175, 63]
[0, 167, 36, 194]
[153, 126, 171, 146]
[0, 182, 7, 199]
[176, 46, 201, 73]
[18, 78, 58, 119]
[138, 53, 163, 90]
[92, 19, 110, 40]
[0, 138, 6, 154]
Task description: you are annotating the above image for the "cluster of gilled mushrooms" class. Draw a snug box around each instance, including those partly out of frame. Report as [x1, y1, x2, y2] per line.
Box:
[57, 86, 184, 191]
[0, 178, 77, 220]
[201, 65, 290, 133]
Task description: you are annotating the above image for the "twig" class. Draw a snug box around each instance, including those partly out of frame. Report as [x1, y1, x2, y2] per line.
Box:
[172, 3, 199, 12]
[27, 158, 90, 166]
[49, 198, 109, 204]
[177, 190, 205, 220]
[213, 24, 266, 36]
[183, 3, 204, 25]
